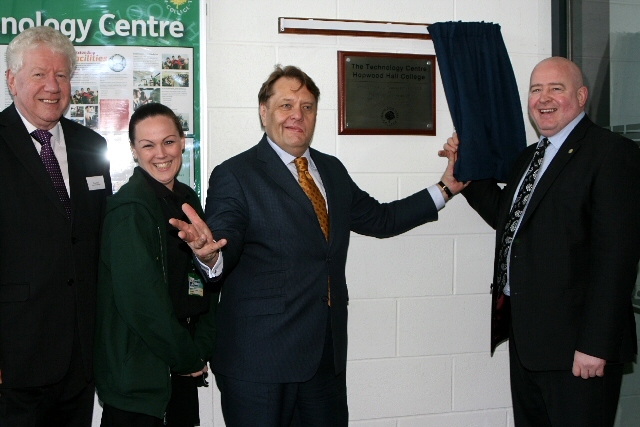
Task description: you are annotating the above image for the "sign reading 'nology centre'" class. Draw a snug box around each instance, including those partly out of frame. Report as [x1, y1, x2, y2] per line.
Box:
[0, 0, 198, 46]
[0, 11, 186, 43]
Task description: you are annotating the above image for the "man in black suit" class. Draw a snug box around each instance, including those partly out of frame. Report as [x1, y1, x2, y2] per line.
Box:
[0, 26, 111, 426]
[205, 65, 458, 426]
[441, 57, 640, 426]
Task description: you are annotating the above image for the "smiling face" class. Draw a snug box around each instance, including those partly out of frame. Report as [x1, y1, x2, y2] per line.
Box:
[528, 58, 588, 137]
[7, 45, 72, 130]
[259, 77, 317, 157]
[131, 115, 185, 190]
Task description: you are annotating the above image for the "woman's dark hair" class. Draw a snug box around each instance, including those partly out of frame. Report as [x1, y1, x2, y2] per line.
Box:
[129, 102, 184, 145]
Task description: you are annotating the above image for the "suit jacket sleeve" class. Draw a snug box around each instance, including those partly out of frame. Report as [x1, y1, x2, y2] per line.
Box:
[576, 138, 640, 360]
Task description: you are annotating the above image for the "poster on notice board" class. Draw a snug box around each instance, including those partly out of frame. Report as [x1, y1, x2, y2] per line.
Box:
[0, 0, 202, 193]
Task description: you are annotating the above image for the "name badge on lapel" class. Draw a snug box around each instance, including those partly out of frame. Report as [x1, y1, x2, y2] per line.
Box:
[86, 176, 106, 190]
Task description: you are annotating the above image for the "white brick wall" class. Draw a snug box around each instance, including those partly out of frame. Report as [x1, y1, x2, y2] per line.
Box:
[200, 0, 550, 425]
[93, 0, 552, 425]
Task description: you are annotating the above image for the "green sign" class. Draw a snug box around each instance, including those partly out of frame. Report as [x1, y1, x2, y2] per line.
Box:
[0, 0, 203, 195]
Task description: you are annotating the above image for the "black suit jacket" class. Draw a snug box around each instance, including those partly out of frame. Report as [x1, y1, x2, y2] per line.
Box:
[0, 104, 111, 388]
[463, 116, 640, 371]
[205, 135, 438, 383]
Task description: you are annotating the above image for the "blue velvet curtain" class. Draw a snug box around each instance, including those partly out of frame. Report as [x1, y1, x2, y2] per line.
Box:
[429, 22, 527, 182]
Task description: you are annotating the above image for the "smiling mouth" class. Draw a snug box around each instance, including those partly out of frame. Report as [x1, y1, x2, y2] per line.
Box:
[154, 161, 172, 170]
[539, 108, 557, 114]
[42, 99, 59, 104]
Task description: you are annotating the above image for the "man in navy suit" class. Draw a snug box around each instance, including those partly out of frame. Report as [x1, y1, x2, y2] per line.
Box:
[205, 65, 458, 426]
[442, 57, 640, 427]
[0, 26, 111, 426]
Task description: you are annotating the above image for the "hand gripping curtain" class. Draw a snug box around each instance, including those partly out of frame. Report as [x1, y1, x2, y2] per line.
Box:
[429, 21, 527, 182]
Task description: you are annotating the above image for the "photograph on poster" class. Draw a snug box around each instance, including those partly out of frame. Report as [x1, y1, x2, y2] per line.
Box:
[70, 106, 84, 118]
[84, 105, 99, 130]
[176, 112, 189, 132]
[133, 70, 161, 87]
[71, 86, 99, 104]
[162, 54, 189, 70]
[162, 71, 189, 87]
[133, 88, 161, 111]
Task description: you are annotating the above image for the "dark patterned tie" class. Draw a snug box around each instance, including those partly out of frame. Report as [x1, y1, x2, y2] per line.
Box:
[31, 129, 72, 219]
[294, 157, 329, 240]
[496, 138, 550, 294]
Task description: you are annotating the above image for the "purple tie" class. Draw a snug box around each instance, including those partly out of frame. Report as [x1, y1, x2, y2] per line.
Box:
[31, 129, 72, 219]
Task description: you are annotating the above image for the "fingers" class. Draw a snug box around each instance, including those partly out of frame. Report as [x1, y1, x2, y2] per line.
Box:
[190, 365, 209, 377]
[181, 204, 206, 228]
[572, 351, 606, 379]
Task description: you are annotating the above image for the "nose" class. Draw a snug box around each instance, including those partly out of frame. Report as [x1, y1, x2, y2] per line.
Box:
[43, 73, 61, 93]
[289, 105, 303, 121]
[539, 88, 551, 102]
[155, 144, 168, 157]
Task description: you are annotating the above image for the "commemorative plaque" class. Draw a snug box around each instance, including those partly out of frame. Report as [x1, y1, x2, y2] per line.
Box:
[338, 51, 436, 135]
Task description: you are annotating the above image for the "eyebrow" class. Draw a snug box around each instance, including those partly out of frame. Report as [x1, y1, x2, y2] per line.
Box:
[530, 82, 566, 88]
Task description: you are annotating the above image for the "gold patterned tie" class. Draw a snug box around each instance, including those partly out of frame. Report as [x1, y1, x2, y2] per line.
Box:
[294, 157, 329, 240]
[294, 157, 331, 305]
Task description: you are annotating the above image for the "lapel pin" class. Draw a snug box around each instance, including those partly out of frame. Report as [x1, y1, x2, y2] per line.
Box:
[568, 149, 574, 154]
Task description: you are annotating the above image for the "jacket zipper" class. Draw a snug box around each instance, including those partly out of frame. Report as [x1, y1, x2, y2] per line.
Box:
[157, 226, 167, 282]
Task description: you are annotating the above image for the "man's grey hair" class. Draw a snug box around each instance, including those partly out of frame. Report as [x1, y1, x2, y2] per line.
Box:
[6, 26, 77, 75]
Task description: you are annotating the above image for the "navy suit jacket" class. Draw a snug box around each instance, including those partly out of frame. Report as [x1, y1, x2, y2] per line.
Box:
[463, 116, 640, 370]
[0, 104, 111, 387]
[205, 135, 438, 383]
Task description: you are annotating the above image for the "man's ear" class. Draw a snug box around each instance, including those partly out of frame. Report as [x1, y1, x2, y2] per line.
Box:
[6, 70, 17, 96]
[259, 103, 267, 127]
[577, 86, 588, 108]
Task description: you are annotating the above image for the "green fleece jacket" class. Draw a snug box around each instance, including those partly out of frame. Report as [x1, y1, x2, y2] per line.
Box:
[94, 167, 217, 418]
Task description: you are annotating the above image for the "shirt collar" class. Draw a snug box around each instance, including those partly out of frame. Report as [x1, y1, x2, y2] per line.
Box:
[543, 111, 585, 150]
[265, 134, 318, 171]
[15, 107, 63, 145]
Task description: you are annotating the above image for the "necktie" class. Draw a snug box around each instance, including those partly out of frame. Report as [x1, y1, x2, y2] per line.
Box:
[31, 129, 72, 219]
[294, 156, 331, 305]
[294, 157, 329, 241]
[496, 138, 550, 294]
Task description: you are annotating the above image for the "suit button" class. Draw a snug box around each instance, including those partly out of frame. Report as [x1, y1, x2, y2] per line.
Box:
[71, 237, 77, 244]
[321, 296, 329, 303]
[67, 279, 74, 286]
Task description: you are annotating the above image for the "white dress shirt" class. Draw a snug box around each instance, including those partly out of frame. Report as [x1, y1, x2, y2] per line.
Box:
[266, 136, 446, 212]
[503, 112, 585, 295]
[17, 109, 71, 195]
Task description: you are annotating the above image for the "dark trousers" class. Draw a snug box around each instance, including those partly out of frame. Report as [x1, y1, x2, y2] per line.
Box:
[100, 404, 164, 427]
[216, 311, 348, 427]
[509, 330, 624, 427]
[0, 332, 94, 427]
[165, 374, 200, 427]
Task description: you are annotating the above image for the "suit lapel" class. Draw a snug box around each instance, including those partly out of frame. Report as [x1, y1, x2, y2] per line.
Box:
[61, 118, 83, 221]
[310, 149, 334, 243]
[520, 117, 591, 227]
[255, 136, 320, 226]
[0, 104, 68, 219]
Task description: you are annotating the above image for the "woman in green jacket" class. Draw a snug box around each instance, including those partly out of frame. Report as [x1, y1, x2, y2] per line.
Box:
[95, 103, 226, 427]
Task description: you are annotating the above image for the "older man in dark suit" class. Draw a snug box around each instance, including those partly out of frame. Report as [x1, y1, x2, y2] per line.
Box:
[442, 57, 640, 427]
[205, 65, 458, 426]
[0, 26, 111, 426]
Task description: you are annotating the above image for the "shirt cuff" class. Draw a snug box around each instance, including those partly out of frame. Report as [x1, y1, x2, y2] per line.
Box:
[427, 184, 446, 211]
[196, 251, 224, 278]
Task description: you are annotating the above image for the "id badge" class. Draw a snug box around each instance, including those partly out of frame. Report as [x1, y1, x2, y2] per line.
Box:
[188, 272, 204, 297]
